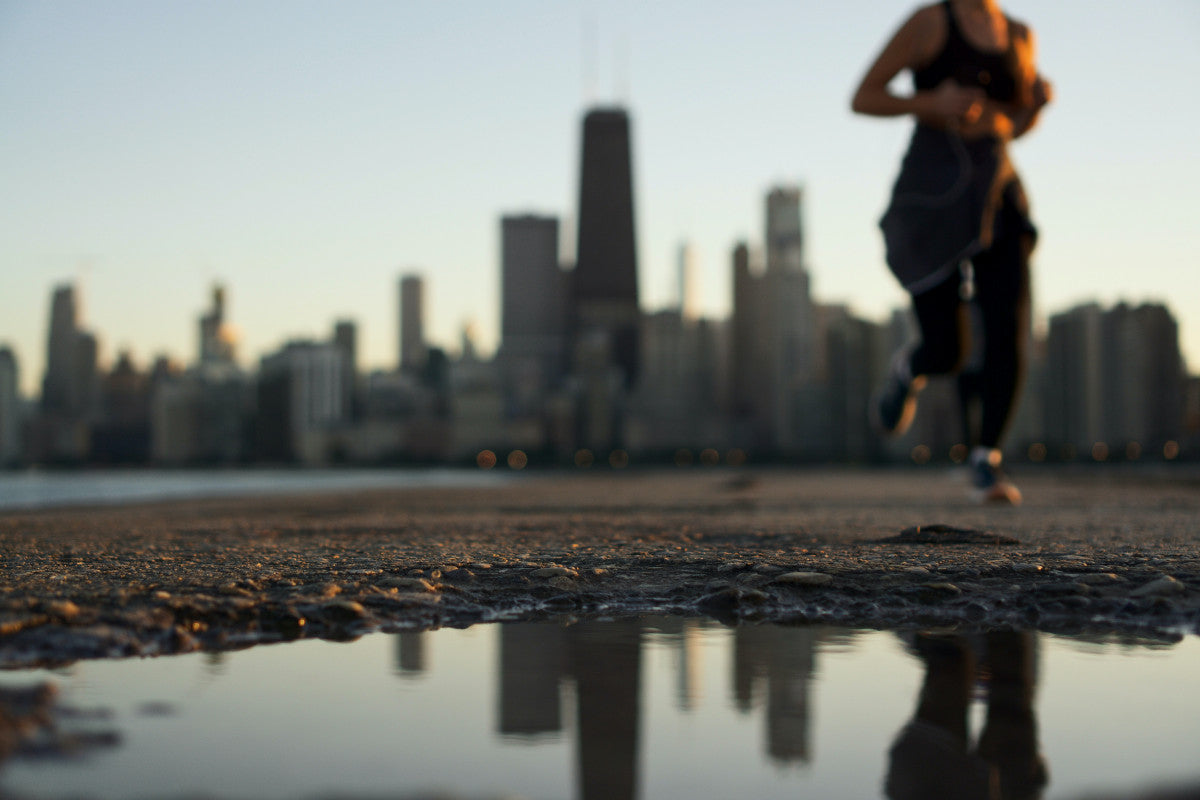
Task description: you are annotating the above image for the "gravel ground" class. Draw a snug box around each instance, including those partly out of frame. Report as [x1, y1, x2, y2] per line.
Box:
[2, 466, 1198, 666]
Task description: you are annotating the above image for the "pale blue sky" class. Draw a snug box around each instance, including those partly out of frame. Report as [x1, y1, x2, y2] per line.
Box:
[2, 1, 1198, 395]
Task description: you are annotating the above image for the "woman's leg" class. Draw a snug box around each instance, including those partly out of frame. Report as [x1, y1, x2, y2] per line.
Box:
[971, 184, 1034, 450]
[909, 271, 968, 379]
[873, 271, 966, 437]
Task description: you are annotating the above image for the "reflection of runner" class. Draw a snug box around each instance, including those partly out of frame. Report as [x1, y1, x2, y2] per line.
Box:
[885, 632, 1046, 800]
[852, 0, 1052, 504]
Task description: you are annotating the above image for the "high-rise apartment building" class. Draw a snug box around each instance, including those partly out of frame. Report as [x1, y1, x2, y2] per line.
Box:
[0, 347, 19, 465]
[677, 242, 700, 322]
[727, 187, 815, 452]
[1044, 301, 1184, 458]
[499, 214, 568, 413]
[1045, 303, 1108, 456]
[399, 274, 426, 373]
[572, 107, 640, 389]
[334, 319, 358, 419]
[257, 340, 350, 462]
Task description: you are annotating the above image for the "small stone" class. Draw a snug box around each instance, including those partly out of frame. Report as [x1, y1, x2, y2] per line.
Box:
[48, 600, 80, 619]
[152, 590, 172, 600]
[1058, 555, 1088, 563]
[325, 600, 366, 621]
[380, 577, 436, 593]
[469, 563, 493, 571]
[532, 567, 578, 579]
[1036, 581, 1091, 596]
[774, 571, 834, 587]
[547, 576, 578, 592]
[1074, 573, 1125, 586]
[920, 582, 962, 595]
[1012, 563, 1044, 573]
[753, 563, 782, 574]
[698, 587, 767, 613]
[319, 582, 343, 598]
[904, 567, 933, 578]
[1130, 576, 1186, 598]
[717, 561, 748, 573]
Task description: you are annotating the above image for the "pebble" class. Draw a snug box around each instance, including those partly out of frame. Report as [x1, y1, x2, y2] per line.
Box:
[319, 582, 342, 599]
[774, 571, 834, 587]
[1130, 576, 1186, 597]
[904, 567, 933, 578]
[1073, 573, 1125, 586]
[547, 576, 578, 592]
[753, 563, 782, 574]
[1012, 563, 1044, 573]
[920, 582, 962, 595]
[325, 600, 366, 621]
[532, 567, 578, 579]
[380, 577, 437, 593]
[1036, 581, 1091, 596]
[48, 600, 80, 619]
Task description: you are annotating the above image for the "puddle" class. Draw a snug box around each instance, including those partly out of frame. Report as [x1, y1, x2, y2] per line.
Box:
[1, 621, 1197, 800]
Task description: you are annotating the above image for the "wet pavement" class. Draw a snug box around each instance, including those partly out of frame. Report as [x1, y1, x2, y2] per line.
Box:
[1, 467, 1198, 666]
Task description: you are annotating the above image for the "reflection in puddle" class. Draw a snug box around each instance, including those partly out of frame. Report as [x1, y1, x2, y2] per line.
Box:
[0, 683, 121, 764]
[1, 622, 1198, 800]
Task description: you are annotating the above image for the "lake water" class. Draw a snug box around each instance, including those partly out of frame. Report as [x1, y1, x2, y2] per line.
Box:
[0, 467, 509, 511]
[1, 621, 1197, 800]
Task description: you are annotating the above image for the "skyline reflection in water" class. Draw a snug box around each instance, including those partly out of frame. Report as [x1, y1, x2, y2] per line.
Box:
[1, 622, 1198, 800]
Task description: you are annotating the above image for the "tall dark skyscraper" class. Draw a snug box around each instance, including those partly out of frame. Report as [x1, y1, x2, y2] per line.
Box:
[499, 214, 569, 413]
[572, 107, 640, 388]
[41, 284, 97, 419]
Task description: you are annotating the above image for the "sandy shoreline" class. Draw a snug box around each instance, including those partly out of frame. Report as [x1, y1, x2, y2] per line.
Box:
[2, 467, 1198, 666]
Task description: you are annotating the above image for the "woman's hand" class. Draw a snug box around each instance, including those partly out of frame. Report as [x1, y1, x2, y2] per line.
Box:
[927, 79, 986, 126]
[1031, 75, 1053, 110]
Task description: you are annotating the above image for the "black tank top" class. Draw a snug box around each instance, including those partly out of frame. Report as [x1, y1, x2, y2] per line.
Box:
[914, 0, 1021, 103]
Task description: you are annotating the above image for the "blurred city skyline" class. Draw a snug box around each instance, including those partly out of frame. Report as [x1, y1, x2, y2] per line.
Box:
[3, 1, 1198, 395]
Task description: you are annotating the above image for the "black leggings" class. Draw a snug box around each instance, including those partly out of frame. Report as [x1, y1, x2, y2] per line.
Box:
[907, 182, 1034, 450]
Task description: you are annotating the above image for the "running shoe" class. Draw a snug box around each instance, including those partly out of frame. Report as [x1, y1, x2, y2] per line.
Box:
[970, 449, 1022, 505]
[871, 352, 925, 437]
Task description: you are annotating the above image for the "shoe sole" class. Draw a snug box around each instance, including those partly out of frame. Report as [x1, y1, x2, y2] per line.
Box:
[971, 482, 1023, 506]
[870, 376, 925, 438]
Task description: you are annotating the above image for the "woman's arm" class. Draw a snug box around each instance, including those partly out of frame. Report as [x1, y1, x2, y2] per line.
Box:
[964, 22, 1051, 140]
[1009, 24, 1052, 138]
[850, 4, 986, 127]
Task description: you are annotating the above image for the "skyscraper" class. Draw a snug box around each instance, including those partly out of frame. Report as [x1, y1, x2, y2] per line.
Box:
[0, 347, 19, 465]
[399, 274, 426, 373]
[41, 284, 93, 417]
[572, 107, 640, 388]
[334, 319, 358, 419]
[499, 214, 568, 412]
[677, 242, 699, 322]
[766, 186, 804, 275]
[199, 284, 238, 365]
